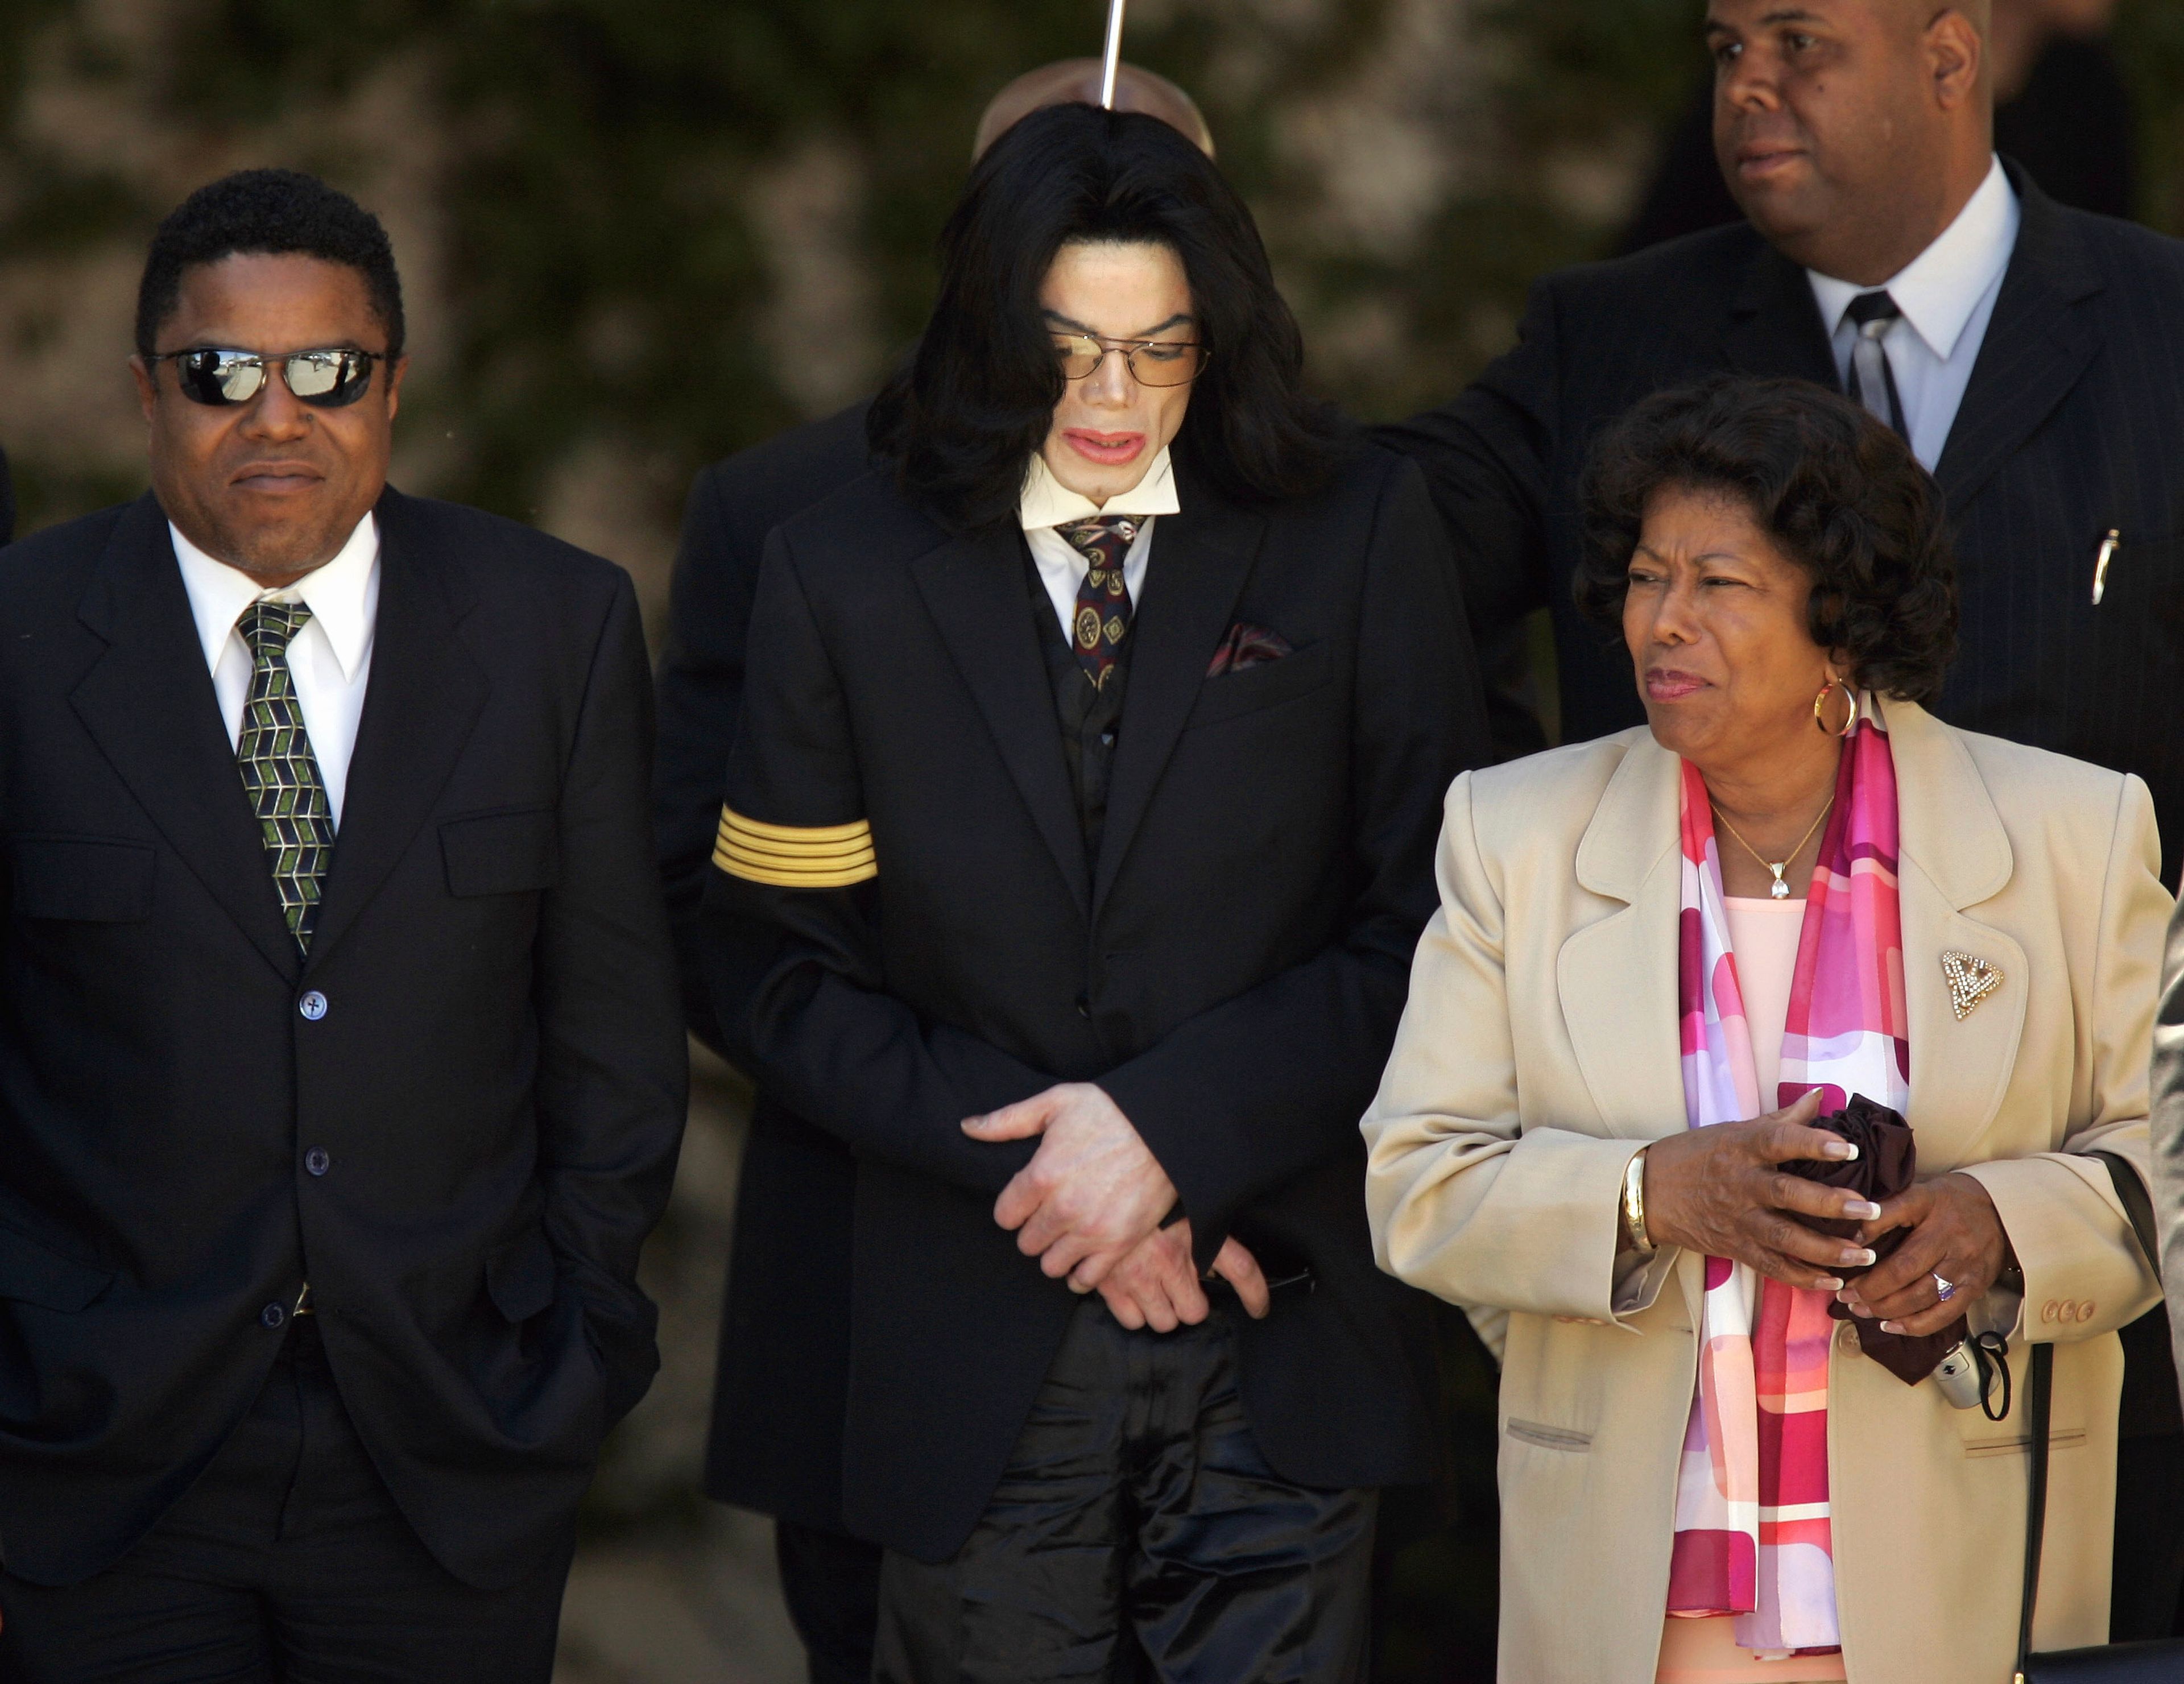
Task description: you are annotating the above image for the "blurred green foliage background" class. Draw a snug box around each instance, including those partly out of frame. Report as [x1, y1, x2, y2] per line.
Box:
[8, 0, 2178, 552]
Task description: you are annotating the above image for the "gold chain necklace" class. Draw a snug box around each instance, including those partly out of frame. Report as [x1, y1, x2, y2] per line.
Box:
[1711, 797, 1834, 901]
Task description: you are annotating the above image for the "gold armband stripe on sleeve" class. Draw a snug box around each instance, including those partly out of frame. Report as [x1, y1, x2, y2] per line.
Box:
[713, 805, 878, 888]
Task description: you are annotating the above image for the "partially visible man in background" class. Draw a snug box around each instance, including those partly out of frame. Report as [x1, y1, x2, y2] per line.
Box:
[1622, 0, 2134, 249]
[652, 60, 1217, 1684]
[0, 169, 686, 1681]
[1381, 0, 2184, 1642]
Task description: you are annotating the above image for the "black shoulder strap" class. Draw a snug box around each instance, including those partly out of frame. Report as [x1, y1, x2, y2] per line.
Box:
[2017, 1153, 2162, 1675]
[2018, 1339, 2054, 1679]
[2090, 1150, 2161, 1272]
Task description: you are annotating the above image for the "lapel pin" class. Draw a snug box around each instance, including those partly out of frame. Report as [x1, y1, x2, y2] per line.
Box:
[1941, 950, 2003, 1021]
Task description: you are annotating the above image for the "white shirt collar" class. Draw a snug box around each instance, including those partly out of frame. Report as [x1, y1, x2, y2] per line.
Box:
[1018, 445, 1181, 532]
[169, 512, 380, 681]
[1807, 156, 2019, 361]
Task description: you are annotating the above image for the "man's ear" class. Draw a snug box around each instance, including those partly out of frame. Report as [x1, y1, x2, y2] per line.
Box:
[1926, 9, 1984, 111]
[129, 354, 158, 426]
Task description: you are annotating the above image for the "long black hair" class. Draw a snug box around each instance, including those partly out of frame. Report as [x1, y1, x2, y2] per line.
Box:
[868, 102, 1348, 529]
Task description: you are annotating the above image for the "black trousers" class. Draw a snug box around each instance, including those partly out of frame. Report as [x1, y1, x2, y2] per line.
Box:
[776, 1519, 883, 1684]
[2112, 1431, 2184, 1641]
[0, 1319, 575, 1684]
[874, 1301, 1377, 1684]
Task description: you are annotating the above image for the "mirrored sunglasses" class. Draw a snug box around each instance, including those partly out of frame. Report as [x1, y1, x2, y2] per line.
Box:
[148, 347, 385, 408]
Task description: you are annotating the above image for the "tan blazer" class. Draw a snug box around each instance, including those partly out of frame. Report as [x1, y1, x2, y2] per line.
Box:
[1362, 699, 2168, 1684]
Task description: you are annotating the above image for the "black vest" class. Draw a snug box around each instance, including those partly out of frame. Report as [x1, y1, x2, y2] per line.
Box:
[1022, 540, 1131, 876]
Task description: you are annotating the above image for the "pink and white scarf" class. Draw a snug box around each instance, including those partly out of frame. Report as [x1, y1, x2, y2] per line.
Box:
[1664, 705, 1909, 1656]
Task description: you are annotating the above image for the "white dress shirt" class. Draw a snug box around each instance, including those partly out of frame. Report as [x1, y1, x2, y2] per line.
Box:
[1018, 445, 1180, 632]
[169, 514, 380, 827]
[1807, 155, 2020, 471]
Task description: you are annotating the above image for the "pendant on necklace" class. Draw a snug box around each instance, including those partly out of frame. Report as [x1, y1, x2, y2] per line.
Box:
[1768, 866, 1790, 900]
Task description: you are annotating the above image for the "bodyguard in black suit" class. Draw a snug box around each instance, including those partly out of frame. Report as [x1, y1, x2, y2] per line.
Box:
[704, 106, 1488, 1675]
[1387, 1, 2184, 878]
[655, 64, 1221, 1684]
[0, 172, 685, 1679]
[1380, 0, 2184, 1640]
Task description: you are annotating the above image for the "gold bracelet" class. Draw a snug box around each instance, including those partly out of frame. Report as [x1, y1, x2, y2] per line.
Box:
[1622, 1148, 1656, 1256]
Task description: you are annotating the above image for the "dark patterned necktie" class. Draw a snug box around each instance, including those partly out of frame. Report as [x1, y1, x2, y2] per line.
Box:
[1055, 515, 1139, 690]
[1844, 290, 1907, 439]
[235, 601, 333, 954]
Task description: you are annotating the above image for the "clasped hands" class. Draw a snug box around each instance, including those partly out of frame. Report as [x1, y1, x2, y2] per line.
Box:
[1640, 1090, 2012, 1340]
[962, 1082, 1269, 1331]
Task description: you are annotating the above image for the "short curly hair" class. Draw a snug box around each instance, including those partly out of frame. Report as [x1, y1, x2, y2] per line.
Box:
[1575, 376, 1958, 703]
[136, 168, 404, 359]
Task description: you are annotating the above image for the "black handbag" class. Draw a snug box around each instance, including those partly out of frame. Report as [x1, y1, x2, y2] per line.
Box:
[2011, 1154, 2184, 1682]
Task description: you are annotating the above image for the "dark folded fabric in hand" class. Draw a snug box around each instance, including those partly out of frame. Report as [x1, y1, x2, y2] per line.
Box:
[1783, 1094, 1967, 1386]
[1206, 622, 1293, 677]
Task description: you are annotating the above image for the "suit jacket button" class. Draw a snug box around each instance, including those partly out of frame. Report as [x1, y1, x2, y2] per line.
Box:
[298, 990, 328, 1021]
[260, 1302, 287, 1329]
[1841, 1326, 1862, 1356]
[305, 1148, 330, 1177]
[1076, 996, 1091, 1019]
[2041, 1300, 2060, 1323]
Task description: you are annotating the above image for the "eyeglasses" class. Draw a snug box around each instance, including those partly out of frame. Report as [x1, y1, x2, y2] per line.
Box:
[146, 347, 386, 408]
[1052, 332, 1209, 389]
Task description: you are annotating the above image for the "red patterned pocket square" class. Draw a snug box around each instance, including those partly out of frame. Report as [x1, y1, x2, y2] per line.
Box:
[1206, 622, 1294, 677]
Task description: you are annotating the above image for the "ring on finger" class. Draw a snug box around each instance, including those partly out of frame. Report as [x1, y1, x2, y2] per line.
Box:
[1933, 1272, 1956, 1302]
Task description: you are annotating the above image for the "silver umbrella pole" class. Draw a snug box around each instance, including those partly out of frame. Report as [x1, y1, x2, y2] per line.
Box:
[1099, 0, 1127, 108]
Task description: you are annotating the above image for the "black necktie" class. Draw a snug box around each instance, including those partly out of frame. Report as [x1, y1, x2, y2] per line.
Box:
[1843, 290, 1907, 440]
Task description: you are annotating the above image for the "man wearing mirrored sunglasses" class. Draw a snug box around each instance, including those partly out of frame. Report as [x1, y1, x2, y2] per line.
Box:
[0, 168, 687, 1682]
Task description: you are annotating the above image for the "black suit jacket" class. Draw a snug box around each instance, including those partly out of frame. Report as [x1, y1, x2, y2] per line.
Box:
[652, 402, 875, 1532]
[1382, 166, 2184, 881]
[0, 489, 686, 1588]
[704, 445, 1492, 1561]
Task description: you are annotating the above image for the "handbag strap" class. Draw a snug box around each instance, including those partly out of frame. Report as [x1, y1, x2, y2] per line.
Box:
[2091, 1151, 2162, 1273]
[2016, 1339, 2053, 1681]
[2016, 1152, 2164, 1678]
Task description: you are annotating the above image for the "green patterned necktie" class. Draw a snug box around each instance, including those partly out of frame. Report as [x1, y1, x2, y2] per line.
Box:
[235, 601, 333, 954]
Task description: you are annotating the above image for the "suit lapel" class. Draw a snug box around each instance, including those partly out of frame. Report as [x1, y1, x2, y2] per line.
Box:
[69, 495, 300, 982]
[908, 523, 1090, 914]
[1721, 239, 1841, 387]
[1883, 700, 2029, 1169]
[1933, 175, 2104, 512]
[1557, 735, 1688, 1145]
[302, 489, 489, 970]
[1093, 486, 1265, 915]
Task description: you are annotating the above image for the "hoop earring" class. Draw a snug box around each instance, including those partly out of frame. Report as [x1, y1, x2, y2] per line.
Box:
[1813, 679, 1858, 738]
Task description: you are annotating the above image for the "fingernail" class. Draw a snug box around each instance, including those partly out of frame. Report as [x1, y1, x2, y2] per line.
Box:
[1880, 1321, 1905, 1335]
[1824, 1141, 1858, 1160]
[1816, 1277, 1844, 1292]
[1843, 1199, 1882, 1220]
[1842, 1247, 1876, 1268]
